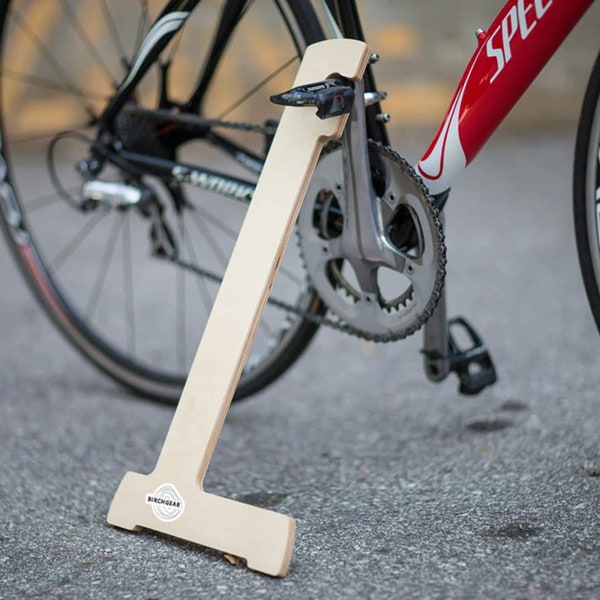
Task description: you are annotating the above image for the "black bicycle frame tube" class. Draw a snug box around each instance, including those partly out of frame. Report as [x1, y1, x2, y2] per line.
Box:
[325, 0, 389, 146]
[185, 0, 251, 113]
[100, 0, 203, 129]
[118, 149, 256, 201]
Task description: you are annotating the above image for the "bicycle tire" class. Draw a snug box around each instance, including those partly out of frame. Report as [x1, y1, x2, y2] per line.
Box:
[0, 0, 326, 404]
[574, 47, 600, 334]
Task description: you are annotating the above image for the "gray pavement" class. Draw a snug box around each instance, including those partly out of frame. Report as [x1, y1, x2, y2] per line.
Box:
[2, 126, 600, 598]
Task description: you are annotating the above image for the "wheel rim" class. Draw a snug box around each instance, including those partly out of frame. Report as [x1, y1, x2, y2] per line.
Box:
[584, 87, 600, 289]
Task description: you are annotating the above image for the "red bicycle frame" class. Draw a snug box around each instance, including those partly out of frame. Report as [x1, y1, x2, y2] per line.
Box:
[416, 0, 595, 195]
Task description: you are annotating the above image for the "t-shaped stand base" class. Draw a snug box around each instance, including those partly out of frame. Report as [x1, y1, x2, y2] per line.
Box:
[107, 39, 370, 577]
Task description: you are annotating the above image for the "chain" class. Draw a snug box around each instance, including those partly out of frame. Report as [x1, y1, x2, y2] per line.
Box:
[122, 105, 277, 135]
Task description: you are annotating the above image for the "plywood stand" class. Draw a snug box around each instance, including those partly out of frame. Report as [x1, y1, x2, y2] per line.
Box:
[107, 39, 369, 577]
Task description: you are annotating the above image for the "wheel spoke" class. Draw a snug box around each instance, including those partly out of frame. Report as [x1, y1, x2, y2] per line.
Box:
[85, 213, 123, 319]
[25, 185, 81, 214]
[101, 0, 131, 69]
[122, 211, 136, 355]
[217, 55, 298, 119]
[62, 1, 119, 88]
[189, 209, 230, 268]
[1, 69, 110, 102]
[7, 123, 95, 146]
[134, 0, 150, 58]
[176, 214, 187, 371]
[193, 204, 241, 240]
[10, 10, 98, 119]
[182, 222, 217, 317]
[49, 210, 108, 273]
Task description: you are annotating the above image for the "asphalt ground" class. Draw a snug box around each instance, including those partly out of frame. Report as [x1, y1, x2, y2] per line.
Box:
[1, 122, 600, 599]
[1, 3, 600, 598]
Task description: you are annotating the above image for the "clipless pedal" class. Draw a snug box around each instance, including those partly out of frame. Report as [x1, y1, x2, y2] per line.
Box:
[446, 317, 497, 395]
[423, 292, 497, 396]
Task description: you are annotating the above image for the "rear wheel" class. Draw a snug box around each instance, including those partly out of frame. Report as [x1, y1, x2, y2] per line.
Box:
[574, 48, 600, 334]
[0, 0, 325, 403]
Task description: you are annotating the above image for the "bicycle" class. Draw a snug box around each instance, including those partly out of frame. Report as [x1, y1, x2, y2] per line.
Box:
[0, 0, 596, 405]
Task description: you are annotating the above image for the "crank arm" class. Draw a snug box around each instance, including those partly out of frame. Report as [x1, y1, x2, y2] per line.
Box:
[422, 285, 450, 382]
[339, 79, 408, 292]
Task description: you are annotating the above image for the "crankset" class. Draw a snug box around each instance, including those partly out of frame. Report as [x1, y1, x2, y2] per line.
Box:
[298, 141, 446, 342]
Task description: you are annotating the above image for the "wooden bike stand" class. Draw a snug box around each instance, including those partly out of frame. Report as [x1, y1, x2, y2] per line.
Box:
[107, 39, 370, 577]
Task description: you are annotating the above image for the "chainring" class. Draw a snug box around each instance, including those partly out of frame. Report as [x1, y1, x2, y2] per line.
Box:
[298, 140, 446, 342]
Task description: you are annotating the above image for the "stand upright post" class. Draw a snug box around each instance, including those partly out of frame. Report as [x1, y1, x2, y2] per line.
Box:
[107, 39, 370, 577]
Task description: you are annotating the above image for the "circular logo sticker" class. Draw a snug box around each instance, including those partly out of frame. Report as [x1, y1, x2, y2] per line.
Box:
[145, 483, 185, 522]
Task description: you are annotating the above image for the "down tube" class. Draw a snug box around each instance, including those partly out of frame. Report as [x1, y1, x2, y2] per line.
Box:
[417, 0, 594, 196]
